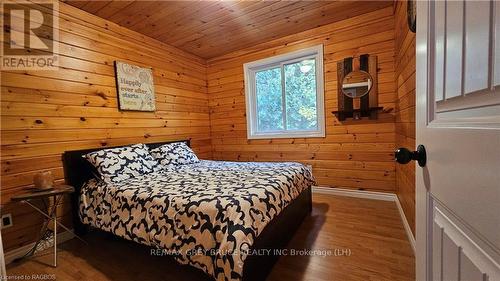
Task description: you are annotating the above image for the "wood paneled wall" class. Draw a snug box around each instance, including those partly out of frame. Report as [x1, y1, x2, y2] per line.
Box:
[1, 2, 413, 254]
[207, 7, 397, 192]
[0, 2, 210, 252]
[394, 1, 416, 235]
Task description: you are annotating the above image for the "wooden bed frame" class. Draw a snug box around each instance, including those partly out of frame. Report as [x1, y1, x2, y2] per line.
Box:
[62, 140, 312, 281]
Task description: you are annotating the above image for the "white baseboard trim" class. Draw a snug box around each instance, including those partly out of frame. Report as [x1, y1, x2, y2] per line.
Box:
[312, 186, 416, 253]
[394, 196, 417, 253]
[312, 186, 395, 201]
[4, 230, 75, 265]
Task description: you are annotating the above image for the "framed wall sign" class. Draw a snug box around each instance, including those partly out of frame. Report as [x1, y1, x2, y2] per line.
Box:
[114, 61, 156, 111]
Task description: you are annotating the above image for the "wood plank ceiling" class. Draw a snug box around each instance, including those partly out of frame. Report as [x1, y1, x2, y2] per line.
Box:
[64, 1, 393, 59]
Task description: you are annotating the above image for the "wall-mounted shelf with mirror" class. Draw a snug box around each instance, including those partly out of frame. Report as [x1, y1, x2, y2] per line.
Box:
[332, 54, 381, 121]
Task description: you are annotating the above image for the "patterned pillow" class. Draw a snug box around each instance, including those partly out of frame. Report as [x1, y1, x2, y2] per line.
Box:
[149, 142, 199, 168]
[83, 144, 160, 183]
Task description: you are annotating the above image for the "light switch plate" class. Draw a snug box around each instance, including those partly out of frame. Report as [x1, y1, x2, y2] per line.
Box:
[1, 214, 13, 229]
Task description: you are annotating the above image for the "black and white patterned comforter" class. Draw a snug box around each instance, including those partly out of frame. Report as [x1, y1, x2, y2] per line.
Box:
[79, 160, 314, 281]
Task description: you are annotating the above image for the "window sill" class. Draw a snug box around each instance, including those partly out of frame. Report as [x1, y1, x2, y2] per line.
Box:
[247, 132, 325, 140]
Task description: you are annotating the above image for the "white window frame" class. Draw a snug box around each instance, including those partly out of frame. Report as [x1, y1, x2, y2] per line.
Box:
[243, 44, 325, 139]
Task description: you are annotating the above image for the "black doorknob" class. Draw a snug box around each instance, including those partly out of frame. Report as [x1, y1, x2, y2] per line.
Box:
[395, 145, 426, 167]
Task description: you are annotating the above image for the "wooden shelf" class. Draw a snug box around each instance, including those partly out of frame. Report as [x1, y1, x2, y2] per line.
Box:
[332, 107, 384, 120]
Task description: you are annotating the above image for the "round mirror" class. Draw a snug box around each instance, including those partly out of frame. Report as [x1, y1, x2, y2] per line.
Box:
[341, 70, 373, 98]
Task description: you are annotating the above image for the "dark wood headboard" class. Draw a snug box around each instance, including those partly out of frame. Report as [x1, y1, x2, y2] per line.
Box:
[62, 139, 190, 234]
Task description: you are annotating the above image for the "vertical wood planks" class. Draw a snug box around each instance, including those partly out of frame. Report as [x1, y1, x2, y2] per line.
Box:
[434, 0, 446, 102]
[445, 0, 464, 99]
[464, 0, 491, 94]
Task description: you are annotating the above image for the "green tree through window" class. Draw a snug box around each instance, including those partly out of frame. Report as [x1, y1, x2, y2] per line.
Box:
[255, 67, 283, 131]
[285, 59, 317, 130]
[245, 45, 324, 139]
[255, 59, 317, 131]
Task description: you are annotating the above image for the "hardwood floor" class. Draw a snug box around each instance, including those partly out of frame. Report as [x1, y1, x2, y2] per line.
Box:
[6, 194, 415, 281]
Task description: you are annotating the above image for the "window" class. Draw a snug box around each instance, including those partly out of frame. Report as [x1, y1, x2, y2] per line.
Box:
[244, 45, 325, 139]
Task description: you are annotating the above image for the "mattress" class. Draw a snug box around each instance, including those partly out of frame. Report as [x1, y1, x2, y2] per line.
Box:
[79, 160, 315, 281]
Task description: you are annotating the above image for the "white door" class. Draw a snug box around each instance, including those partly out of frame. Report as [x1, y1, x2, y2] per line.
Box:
[414, 0, 500, 280]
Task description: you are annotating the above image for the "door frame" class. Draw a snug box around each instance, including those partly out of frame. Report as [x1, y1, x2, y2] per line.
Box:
[415, 0, 431, 279]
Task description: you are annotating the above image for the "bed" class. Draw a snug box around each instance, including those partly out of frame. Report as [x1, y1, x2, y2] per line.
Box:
[62, 140, 314, 281]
